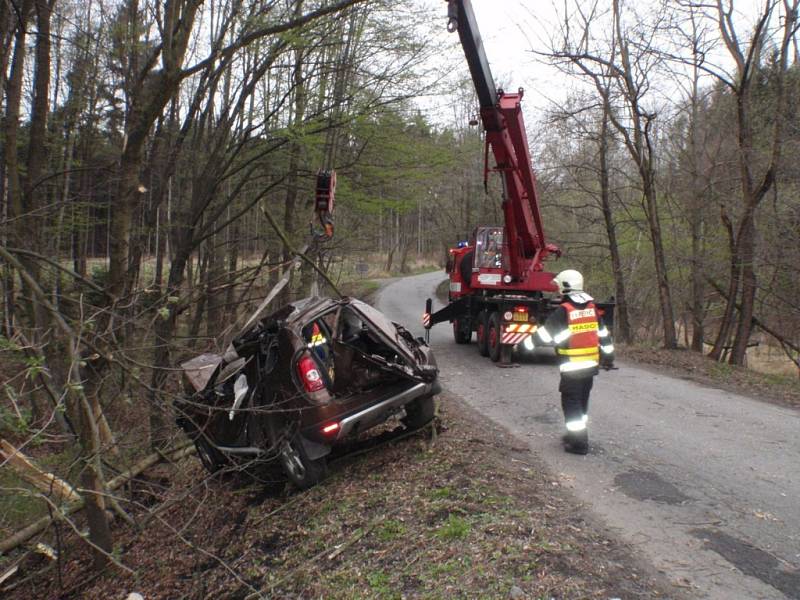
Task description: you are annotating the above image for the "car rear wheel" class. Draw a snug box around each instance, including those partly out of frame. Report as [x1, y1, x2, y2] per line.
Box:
[453, 317, 471, 344]
[279, 435, 327, 490]
[476, 311, 489, 356]
[488, 312, 502, 362]
[402, 394, 436, 430]
[195, 437, 228, 475]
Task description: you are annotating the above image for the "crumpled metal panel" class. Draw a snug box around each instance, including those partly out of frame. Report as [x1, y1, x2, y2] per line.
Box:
[180, 353, 223, 392]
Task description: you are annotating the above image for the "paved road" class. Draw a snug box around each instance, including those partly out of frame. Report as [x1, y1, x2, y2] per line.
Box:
[378, 270, 800, 600]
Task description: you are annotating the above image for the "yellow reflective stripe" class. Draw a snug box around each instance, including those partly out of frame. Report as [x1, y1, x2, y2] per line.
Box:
[566, 353, 599, 363]
[570, 353, 599, 363]
[557, 347, 599, 356]
[308, 333, 327, 347]
[538, 328, 553, 343]
[569, 322, 598, 333]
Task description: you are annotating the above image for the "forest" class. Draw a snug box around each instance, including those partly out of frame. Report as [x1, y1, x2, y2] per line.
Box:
[0, 0, 798, 594]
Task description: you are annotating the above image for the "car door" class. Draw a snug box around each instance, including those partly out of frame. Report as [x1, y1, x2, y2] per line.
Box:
[342, 300, 435, 382]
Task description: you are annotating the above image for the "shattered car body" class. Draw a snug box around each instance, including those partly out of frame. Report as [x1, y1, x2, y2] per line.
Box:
[177, 296, 441, 489]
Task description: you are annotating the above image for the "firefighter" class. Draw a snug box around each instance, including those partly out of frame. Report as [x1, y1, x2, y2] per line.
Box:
[531, 269, 614, 454]
[304, 322, 331, 363]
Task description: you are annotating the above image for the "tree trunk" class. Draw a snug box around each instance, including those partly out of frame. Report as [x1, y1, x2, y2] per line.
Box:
[689, 201, 706, 352]
[709, 211, 740, 360]
[280, 43, 307, 305]
[598, 106, 632, 343]
[225, 220, 240, 322]
[729, 212, 757, 364]
[205, 234, 224, 338]
[643, 175, 677, 348]
[149, 246, 190, 448]
[3, 1, 33, 334]
[154, 202, 165, 289]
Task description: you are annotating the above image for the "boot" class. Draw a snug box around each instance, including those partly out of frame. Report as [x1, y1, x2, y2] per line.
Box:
[562, 428, 588, 455]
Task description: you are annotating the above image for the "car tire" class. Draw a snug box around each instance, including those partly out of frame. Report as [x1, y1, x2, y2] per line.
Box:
[476, 311, 489, 356]
[453, 317, 471, 344]
[488, 312, 502, 362]
[279, 434, 328, 490]
[194, 437, 228, 475]
[402, 394, 436, 430]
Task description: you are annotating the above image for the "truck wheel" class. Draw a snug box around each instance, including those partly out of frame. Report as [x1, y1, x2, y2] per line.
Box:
[476, 311, 490, 356]
[279, 435, 328, 490]
[453, 317, 471, 344]
[488, 312, 502, 362]
[402, 394, 436, 430]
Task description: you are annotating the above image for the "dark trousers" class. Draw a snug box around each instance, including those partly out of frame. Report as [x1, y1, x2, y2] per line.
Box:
[558, 374, 594, 425]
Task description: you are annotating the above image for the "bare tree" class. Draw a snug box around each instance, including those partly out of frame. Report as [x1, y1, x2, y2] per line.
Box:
[697, 0, 799, 364]
[545, 0, 678, 348]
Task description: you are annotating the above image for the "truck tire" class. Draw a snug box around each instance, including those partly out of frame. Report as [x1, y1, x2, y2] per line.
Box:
[476, 310, 490, 356]
[488, 312, 502, 362]
[453, 317, 471, 344]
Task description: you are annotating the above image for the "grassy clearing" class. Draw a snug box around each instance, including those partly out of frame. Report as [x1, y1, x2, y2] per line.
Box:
[337, 278, 383, 304]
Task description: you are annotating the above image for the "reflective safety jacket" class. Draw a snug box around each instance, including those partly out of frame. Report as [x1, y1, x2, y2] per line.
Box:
[534, 294, 614, 376]
[309, 323, 326, 347]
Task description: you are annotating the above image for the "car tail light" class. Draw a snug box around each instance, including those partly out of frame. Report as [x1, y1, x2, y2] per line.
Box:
[297, 354, 325, 392]
[515, 305, 528, 314]
[321, 422, 340, 436]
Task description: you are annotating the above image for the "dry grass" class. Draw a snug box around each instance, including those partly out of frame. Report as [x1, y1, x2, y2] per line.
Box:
[621, 344, 800, 409]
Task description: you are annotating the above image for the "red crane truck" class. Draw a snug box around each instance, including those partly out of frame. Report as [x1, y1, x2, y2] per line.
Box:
[424, 0, 611, 364]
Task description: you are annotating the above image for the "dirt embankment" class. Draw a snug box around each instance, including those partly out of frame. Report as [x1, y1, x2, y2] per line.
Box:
[621, 345, 800, 410]
[6, 395, 676, 599]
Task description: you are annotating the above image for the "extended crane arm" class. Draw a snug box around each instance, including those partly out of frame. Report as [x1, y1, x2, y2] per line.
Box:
[447, 0, 560, 281]
[447, 0, 497, 111]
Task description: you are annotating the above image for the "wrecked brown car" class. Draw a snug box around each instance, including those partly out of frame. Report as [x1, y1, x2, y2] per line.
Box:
[176, 296, 441, 489]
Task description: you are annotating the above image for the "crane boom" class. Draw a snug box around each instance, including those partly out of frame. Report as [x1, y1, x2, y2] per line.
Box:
[447, 0, 559, 281]
[446, 0, 497, 110]
[422, 1, 567, 365]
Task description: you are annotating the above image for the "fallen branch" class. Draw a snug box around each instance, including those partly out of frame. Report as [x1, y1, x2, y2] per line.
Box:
[0, 440, 81, 504]
[0, 441, 194, 555]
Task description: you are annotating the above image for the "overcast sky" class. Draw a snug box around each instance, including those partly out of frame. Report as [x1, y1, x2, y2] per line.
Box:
[418, 0, 565, 125]
[418, 0, 778, 129]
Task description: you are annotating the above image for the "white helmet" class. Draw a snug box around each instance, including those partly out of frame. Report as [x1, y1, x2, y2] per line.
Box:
[553, 269, 584, 294]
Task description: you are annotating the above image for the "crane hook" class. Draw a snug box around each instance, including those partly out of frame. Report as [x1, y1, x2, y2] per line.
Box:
[447, 0, 458, 33]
